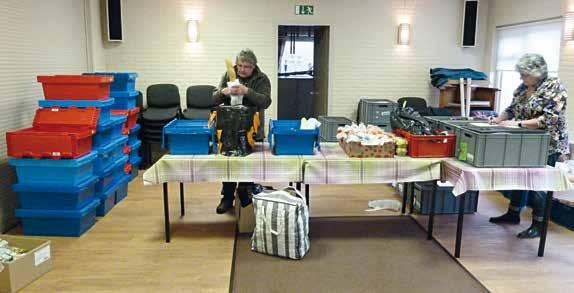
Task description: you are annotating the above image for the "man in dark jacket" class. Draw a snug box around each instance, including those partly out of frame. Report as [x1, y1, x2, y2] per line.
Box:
[213, 49, 271, 213]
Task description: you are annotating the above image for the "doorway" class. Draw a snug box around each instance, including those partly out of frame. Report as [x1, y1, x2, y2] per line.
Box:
[277, 25, 329, 119]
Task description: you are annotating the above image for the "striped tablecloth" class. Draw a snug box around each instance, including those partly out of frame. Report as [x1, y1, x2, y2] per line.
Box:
[441, 158, 574, 196]
[143, 143, 303, 185]
[302, 143, 442, 184]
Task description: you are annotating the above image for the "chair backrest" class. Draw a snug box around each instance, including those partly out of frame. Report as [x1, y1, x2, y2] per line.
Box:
[146, 84, 180, 108]
[186, 85, 217, 108]
[397, 97, 427, 111]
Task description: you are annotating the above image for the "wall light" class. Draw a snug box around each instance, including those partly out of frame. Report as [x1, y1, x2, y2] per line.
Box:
[565, 12, 574, 42]
[187, 20, 198, 42]
[398, 23, 410, 45]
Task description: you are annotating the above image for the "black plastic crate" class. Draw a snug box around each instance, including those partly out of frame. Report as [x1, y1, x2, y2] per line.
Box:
[413, 181, 478, 214]
[551, 199, 574, 231]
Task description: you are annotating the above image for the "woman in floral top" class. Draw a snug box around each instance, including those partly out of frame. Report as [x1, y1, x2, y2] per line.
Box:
[489, 53, 569, 238]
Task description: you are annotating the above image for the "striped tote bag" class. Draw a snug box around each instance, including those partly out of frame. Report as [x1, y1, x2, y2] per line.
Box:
[251, 187, 310, 259]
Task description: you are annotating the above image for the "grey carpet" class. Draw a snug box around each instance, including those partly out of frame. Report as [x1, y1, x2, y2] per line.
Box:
[231, 216, 488, 293]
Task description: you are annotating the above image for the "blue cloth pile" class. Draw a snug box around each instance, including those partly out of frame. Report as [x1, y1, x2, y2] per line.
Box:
[430, 68, 488, 88]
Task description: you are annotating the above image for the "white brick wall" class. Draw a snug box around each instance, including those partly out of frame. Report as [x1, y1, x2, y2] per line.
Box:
[103, 0, 489, 119]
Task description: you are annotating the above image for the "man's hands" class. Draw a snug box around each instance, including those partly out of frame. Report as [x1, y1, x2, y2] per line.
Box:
[222, 84, 249, 96]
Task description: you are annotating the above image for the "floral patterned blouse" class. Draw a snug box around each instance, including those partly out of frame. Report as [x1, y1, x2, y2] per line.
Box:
[504, 77, 569, 155]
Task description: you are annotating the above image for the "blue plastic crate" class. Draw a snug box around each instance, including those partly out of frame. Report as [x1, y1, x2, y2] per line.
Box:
[93, 114, 127, 148]
[95, 174, 125, 217]
[9, 151, 97, 185]
[38, 98, 114, 127]
[268, 120, 320, 155]
[89, 72, 138, 93]
[129, 124, 140, 145]
[162, 119, 216, 155]
[128, 140, 142, 162]
[95, 155, 128, 193]
[13, 175, 98, 210]
[16, 198, 99, 237]
[93, 136, 128, 174]
[115, 174, 131, 204]
[129, 156, 141, 181]
[109, 90, 138, 110]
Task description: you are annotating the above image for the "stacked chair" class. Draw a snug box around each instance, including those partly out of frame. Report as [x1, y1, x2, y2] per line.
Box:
[6, 74, 130, 236]
[181, 85, 217, 119]
[139, 84, 181, 167]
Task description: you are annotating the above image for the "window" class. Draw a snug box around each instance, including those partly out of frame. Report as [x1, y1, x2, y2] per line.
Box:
[494, 19, 562, 111]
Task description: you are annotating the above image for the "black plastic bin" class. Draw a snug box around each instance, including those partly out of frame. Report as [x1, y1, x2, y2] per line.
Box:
[413, 181, 479, 214]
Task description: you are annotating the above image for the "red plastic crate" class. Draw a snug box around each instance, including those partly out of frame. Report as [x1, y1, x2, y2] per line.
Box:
[33, 107, 99, 132]
[37, 75, 113, 100]
[395, 129, 456, 158]
[6, 128, 93, 159]
[111, 107, 140, 131]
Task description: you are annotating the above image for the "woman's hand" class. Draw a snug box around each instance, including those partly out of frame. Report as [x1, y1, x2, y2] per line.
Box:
[499, 120, 519, 127]
[489, 116, 501, 124]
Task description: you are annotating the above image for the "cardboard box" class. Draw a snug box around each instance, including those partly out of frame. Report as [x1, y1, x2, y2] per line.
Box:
[0, 235, 52, 293]
[234, 194, 255, 234]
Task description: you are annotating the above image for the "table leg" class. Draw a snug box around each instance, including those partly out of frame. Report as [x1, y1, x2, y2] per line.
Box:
[409, 182, 415, 214]
[427, 182, 436, 240]
[289, 182, 293, 187]
[401, 183, 408, 214]
[180, 182, 185, 217]
[455, 192, 466, 258]
[538, 191, 553, 257]
[296, 182, 301, 191]
[305, 184, 310, 207]
[163, 182, 171, 243]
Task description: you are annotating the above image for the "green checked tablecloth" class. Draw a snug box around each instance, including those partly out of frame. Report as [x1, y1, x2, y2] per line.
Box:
[302, 143, 442, 184]
[143, 143, 304, 185]
[442, 158, 574, 196]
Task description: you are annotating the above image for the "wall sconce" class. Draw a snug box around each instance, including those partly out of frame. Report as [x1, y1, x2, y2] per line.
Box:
[187, 20, 198, 42]
[398, 23, 410, 45]
[565, 12, 574, 42]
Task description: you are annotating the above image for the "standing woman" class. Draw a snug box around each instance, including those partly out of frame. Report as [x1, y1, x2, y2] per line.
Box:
[489, 53, 570, 238]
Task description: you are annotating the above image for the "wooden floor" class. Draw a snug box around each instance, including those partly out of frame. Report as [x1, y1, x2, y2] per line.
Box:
[8, 172, 574, 293]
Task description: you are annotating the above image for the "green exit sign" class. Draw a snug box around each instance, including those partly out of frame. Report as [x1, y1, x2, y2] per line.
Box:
[295, 5, 314, 15]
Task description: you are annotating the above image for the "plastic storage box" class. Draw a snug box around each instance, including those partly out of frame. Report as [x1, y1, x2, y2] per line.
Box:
[37, 75, 113, 100]
[129, 124, 140, 145]
[457, 125, 550, 167]
[395, 129, 456, 158]
[128, 140, 142, 162]
[9, 151, 97, 185]
[162, 119, 216, 155]
[15, 198, 99, 236]
[357, 98, 397, 125]
[413, 181, 479, 214]
[95, 155, 128, 193]
[318, 116, 353, 142]
[115, 175, 131, 204]
[39, 98, 114, 127]
[551, 199, 574, 231]
[93, 136, 128, 174]
[128, 156, 141, 180]
[93, 115, 127, 148]
[95, 174, 126, 217]
[111, 107, 140, 130]
[269, 120, 320, 155]
[109, 90, 138, 110]
[89, 72, 138, 92]
[425, 116, 487, 157]
[13, 175, 98, 210]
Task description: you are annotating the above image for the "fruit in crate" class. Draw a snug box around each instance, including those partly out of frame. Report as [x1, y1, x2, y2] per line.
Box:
[394, 137, 408, 156]
[336, 123, 396, 158]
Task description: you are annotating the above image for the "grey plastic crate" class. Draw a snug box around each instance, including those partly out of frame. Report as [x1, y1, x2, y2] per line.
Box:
[357, 98, 397, 125]
[425, 117, 488, 157]
[458, 125, 550, 167]
[318, 116, 353, 142]
[413, 182, 478, 215]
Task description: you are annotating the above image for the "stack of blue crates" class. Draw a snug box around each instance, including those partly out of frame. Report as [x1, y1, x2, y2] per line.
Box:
[92, 72, 140, 204]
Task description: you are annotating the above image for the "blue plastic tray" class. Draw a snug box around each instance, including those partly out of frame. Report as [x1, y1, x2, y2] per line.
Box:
[95, 155, 128, 193]
[109, 90, 138, 110]
[129, 156, 141, 181]
[128, 124, 140, 145]
[13, 175, 99, 210]
[93, 136, 128, 174]
[114, 174, 131, 204]
[38, 98, 114, 127]
[16, 198, 99, 236]
[89, 72, 138, 93]
[162, 119, 216, 155]
[93, 114, 127, 148]
[268, 120, 320, 155]
[10, 151, 97, 185]
[95, 174, 125, 217]
[128, 140, 142, 162]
